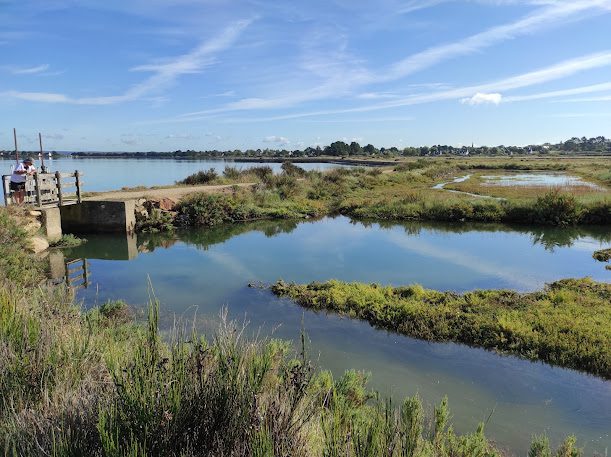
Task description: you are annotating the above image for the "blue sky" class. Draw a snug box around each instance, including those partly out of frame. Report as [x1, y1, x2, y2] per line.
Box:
[1, 0, 611, 151]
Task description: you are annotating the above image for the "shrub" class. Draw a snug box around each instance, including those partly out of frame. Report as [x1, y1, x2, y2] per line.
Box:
[281, 161, 307, 177]
[180, 168, 218, 185]
[531, 190, 580, 226]
[223, 166, 242, 180]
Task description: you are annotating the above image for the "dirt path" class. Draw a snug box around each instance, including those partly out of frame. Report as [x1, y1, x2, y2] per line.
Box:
[84, 182, 255, 202]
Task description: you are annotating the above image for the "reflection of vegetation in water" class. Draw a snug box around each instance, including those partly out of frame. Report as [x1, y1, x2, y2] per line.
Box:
[140, 216, 611, 255]
[593, 248, 611, 262]
[138, 219, 301, 252]
[371, 219, 611, 252]
[49, 234, 87, 248]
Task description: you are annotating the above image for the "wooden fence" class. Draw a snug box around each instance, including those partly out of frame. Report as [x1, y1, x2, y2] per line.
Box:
[2, 171, 83, 207]
[65, 258, 90, 289]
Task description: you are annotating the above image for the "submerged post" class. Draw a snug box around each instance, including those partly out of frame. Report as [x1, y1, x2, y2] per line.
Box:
[55, 170, 63, 206]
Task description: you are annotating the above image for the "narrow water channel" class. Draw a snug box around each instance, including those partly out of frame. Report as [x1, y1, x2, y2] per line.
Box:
[59, 217, 611, 455]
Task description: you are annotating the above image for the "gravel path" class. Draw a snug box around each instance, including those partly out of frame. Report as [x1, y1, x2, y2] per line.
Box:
[84, 182, 255, 202]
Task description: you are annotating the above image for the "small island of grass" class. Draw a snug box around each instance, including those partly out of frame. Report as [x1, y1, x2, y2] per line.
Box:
[272, 278, 611, 379]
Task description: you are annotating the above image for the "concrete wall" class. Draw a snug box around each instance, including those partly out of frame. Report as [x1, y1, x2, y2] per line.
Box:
[41, 207, 62, 242]
[60, 200, 136, 234]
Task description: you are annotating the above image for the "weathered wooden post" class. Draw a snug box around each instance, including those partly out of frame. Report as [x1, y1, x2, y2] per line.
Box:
[55, 171, 63, 206]
[39, 132, 47, 173]
[2, 176, 10, 206]
[34, 173, 42, 207]
[75, 170, 82, 203]
[13, 128, 19, 163]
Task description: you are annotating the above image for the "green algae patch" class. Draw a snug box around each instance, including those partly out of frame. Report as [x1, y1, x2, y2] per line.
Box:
[272, 278, 611, 379]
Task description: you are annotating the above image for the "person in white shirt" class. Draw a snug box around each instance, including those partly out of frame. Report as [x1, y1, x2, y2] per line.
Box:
[10, 157, 36, 205]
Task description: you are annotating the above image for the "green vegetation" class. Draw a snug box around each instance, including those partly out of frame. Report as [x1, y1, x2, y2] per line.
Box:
[49, 233, 87, 248]
[593, 248, 611, 262]
[172, 159, 610, 230]
[272, 278, 611, 379]
[0, 204, 590, 456]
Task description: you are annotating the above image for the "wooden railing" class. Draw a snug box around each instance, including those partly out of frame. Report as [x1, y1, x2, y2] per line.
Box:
[65, 258, 90, 290]
[2, 171, 83, 207]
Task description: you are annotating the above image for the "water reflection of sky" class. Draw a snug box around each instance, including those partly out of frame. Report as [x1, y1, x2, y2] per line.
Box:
[482, 173, 605, 190]
[65, 217, 611, 455]
[18, 157, 346, 192]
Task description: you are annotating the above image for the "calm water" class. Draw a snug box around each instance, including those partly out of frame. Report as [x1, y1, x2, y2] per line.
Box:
[482, 173, 604, 189]
[59, 217, 611, 455]
[1, 157, 345, 193]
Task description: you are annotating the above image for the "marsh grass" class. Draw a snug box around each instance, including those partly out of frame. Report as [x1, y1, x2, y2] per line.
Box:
[173, 160, 610, 229]
[272, 278, 611, 379]
[0, 207, 591, 456]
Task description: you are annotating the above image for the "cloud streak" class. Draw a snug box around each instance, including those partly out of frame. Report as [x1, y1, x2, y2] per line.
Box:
[460, 92, 502, 105]
[5, 64, 50, 74]
[1, 20, 251, 105]
[159, 50, 611, 124]
[176, 0, 611, 118]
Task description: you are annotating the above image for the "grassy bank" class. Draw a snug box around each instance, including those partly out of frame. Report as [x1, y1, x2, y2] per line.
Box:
[169, 159, 610, 230]
[2, 209, 588, 455]
[271, 278, 611, 379]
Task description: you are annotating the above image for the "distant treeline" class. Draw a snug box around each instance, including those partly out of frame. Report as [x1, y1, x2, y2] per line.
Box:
[4, 136, 611, 159]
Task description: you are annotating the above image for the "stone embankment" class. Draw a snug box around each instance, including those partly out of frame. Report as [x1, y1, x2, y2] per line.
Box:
[17, 209, 50, 253]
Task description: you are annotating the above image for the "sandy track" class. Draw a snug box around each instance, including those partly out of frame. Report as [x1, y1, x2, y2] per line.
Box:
[84, 182, 255, 202]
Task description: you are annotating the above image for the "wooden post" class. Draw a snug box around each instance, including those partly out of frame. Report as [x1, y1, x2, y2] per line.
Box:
[13, 128, 19, 163]
[39, 133, 46, 172]
[55, 171, 63, 206]
[75, 170, 82, 203]
[34, 173, 42, 207]
[2, 176, 10, 206]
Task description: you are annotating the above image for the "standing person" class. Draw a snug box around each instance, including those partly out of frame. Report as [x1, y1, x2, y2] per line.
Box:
[10, 157, 36, 205]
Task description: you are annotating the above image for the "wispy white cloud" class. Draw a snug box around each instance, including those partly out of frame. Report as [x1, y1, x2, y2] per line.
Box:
[263, 135, 290, 144]
[177, 0, 610, 118]
[165, 133, 198, 140]
[162, 50, 611, 124]
[556, 94, 611, 102]
[460, 92, 502, 105]
[1, 20, 252, 105]
[3, 64, 50, 74]
[503, 81, 611, 102]
[386, 0, 610, 81]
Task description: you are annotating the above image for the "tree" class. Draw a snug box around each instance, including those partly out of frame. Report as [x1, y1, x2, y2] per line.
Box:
[363, 144, 377, 155]
[324, 141, 350, 156]
[349, 141, 362, 155]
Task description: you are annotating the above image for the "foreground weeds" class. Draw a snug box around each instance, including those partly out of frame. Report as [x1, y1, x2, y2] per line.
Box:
[272, 278, 611, 379]
[0, 207, 591, 456]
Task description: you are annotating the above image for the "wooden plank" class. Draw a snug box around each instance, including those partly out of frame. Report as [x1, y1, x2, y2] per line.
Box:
[65, 259, 83, 266]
